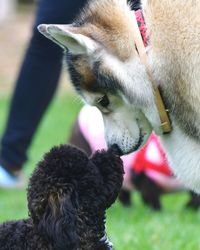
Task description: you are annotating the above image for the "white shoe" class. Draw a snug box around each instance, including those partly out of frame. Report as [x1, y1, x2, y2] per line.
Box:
[0, 165, 25, 189]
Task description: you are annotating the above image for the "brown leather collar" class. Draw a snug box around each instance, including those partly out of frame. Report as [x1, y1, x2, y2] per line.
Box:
[133, 10, 172, 134]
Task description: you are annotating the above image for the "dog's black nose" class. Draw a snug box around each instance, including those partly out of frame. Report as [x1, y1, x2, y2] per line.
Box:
[109, 144, 123, 156]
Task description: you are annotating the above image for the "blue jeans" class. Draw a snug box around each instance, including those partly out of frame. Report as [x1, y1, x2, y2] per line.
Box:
[0, 0, 86, 172]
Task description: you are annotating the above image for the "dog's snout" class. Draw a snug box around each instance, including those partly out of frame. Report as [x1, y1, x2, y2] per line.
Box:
[109, 144, 123, 156]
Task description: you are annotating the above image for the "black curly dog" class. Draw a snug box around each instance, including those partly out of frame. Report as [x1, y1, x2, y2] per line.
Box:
[0, 144, 124, 250]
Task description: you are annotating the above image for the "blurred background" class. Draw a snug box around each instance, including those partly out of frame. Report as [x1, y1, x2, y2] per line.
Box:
[1, 1, 200, 249]
[0, 0, 34, 96]
[0, 0, 72, 97]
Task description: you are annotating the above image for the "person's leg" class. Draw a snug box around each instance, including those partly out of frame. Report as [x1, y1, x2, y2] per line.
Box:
[0, 0, 86, 186]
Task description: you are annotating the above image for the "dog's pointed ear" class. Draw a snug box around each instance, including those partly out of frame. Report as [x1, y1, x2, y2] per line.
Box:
[37, 192, 79, 250]
[38, 24, 98, 55]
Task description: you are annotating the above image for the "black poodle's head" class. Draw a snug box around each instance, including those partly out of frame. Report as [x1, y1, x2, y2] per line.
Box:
[28, 145, 93, 249]
[27, 144, 124, 249]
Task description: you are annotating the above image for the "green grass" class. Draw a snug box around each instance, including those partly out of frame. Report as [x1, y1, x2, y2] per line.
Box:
[0, 93, 82, 221]
[0, 94, 200, 250]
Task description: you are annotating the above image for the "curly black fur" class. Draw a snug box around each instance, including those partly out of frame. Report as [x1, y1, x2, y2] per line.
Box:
[0, 145, 124, 250]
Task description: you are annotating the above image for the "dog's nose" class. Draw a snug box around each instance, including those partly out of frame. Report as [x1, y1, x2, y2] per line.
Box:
[109, 144, 123, 156]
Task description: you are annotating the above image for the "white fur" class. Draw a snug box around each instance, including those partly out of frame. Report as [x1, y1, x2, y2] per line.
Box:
[160, 124, 200, 193]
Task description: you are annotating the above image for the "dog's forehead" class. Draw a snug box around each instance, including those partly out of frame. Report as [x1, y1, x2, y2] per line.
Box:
[74, 0, 138, 61]
[66, 52, 123, 97]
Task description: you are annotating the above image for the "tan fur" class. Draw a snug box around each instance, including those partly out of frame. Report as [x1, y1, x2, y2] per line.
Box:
[144, 0, 200, 139]
[72, 56, 96, 91]
[76, 0, 138, 61]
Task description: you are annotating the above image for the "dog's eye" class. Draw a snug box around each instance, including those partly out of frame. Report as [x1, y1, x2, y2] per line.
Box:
[97, 95, 110, 108]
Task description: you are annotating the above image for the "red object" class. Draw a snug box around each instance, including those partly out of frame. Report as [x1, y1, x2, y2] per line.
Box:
[132, 133, 172, 176]
[135, 9, 148, 46]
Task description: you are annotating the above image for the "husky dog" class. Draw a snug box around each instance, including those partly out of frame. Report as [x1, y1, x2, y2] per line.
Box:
[38, 0, 200, 192]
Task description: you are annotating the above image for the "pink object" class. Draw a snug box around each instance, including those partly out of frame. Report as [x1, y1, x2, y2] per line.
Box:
[145, 169, 183, 191]
[78, 105, 106, 151]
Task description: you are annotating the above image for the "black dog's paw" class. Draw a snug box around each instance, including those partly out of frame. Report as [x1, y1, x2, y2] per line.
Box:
[118, 189, 132, 207]
[186, 191, 200, 210]
[132, 171, 162, 211]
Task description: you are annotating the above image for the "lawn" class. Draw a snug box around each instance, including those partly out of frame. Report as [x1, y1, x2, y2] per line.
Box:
[0, 93, 200, 250]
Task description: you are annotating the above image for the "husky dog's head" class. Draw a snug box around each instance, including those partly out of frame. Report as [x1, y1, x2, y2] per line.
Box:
[38, 0, 161, 154]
